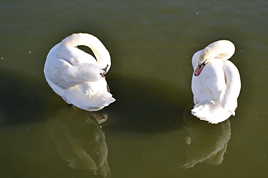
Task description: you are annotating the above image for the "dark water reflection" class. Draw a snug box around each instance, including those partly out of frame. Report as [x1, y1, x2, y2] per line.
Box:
[107, 76, 188, 133]
[48, 109, 111, 177]
[183, 119, 231, 168]
[0, 107, 111, 178]
[0, 71, 234, 178]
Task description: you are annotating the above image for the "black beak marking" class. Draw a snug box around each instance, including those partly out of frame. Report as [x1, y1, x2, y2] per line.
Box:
[103, 64, 110, 74]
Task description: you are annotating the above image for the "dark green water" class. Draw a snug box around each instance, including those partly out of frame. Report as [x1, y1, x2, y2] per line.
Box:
[1, 0, 268, 177]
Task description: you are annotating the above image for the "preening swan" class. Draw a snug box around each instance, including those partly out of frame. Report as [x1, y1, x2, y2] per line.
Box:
[44, 33, 115, 111]
[191, 40, 241, 124]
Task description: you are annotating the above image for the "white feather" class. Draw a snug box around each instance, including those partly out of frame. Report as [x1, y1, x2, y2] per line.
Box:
[191, 40, 241, 124]
[44, 33, 115, 111]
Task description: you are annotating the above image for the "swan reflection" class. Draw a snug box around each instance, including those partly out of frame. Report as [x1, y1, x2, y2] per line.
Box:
[48, 108, 110, 177]
[183, 119, 231, 168]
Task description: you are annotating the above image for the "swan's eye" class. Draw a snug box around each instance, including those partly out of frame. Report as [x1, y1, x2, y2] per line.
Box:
[78, 45, 97, 60]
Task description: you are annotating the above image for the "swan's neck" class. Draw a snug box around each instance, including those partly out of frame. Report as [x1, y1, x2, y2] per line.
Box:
[62, 33, 111, 71]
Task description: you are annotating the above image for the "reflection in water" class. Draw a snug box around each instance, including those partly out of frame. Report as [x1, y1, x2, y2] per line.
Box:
[183, 118, 231, 168]
[48, 109, 110, 177]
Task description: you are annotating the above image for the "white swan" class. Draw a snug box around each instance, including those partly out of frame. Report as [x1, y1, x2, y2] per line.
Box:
[191, 40, 241, 124]
[44, 33, 115, 111]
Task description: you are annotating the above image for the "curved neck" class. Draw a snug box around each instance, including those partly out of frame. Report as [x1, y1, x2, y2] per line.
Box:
[62, 33, 111, 71]
[204, 40, 235, 61]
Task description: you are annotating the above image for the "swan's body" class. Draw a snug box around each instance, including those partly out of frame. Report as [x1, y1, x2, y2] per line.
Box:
[44, 33, 115, 111]
[191, 40, 241, 124]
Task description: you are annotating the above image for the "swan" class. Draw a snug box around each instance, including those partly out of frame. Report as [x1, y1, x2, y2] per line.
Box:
[44, 33, 115, 111]
[191, 40, 241, 124]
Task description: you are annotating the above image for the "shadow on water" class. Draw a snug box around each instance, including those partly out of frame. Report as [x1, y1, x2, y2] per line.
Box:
[105, 75, 192, 133]
[104, 111, 232, 178]
[46, 108, 231, 177]
[0, 69, 53, 125]
[0, 106, 111, 178]
[0, 67, 192, 133]
[0, 70, 233, 177]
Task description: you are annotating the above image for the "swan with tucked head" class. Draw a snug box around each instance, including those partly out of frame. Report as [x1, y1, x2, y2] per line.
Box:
[44, 33, 115, 111]
[191, 40, 241, 124]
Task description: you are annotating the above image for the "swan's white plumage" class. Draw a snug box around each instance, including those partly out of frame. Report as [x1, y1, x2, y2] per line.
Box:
[191, 40, 241, 124]
[44, 33, 115, 111]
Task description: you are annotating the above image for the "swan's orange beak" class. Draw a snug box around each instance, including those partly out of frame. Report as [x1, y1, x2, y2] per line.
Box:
[194, 63, 206, 76]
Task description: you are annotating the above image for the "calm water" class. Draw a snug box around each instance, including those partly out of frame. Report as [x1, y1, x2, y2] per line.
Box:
[1, 0, 268, 177]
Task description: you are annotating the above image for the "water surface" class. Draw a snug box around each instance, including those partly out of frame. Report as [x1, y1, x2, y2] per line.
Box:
[1, 0, 268, 177]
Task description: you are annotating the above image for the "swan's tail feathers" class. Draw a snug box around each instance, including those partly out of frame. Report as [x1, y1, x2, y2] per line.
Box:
[63, 84, 115, 112]
[191, 101, 233, 124]
[85, 93, 116, 111]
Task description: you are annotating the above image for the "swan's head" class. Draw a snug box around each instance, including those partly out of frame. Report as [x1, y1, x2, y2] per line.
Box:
[194, 40, 235, 76]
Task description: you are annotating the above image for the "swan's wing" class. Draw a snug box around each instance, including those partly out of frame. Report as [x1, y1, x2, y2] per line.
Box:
[222, 60, 241, 113]
[191, 62, 225, 104]
[45, 44, 105, 89]
[57, 45, 97, 65]
[207, 66, 226, 102]
[199, 62, 226, 102]
[45, 58, 104, 89]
